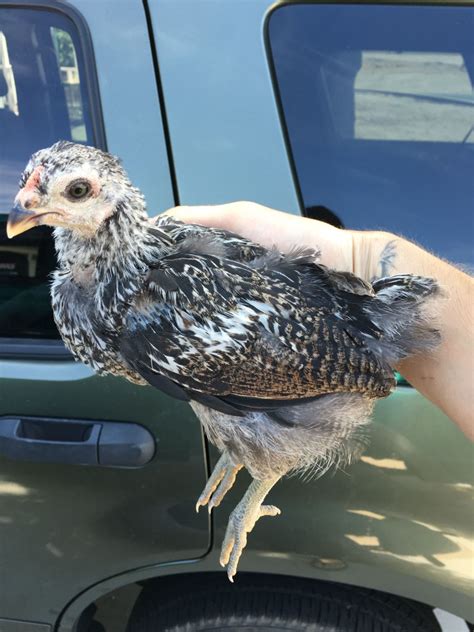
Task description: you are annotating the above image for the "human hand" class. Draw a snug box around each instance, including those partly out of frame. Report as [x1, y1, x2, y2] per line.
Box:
[161, 201, 356, 274]
[161, 201, 392, 281]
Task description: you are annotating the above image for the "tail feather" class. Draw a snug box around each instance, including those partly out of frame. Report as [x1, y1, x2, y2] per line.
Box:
[367, 275, 441, 364]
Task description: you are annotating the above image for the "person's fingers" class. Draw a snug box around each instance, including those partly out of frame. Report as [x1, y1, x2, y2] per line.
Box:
[158, 201, 354, 272]
[161, 202, 242, 231]
[160, 202, 312, 250]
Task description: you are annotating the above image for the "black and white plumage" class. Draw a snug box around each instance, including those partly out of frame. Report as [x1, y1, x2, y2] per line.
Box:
[7, 142, 440, 579]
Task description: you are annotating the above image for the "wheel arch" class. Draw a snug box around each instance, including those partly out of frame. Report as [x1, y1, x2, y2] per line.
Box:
[55, 552, 470, 631]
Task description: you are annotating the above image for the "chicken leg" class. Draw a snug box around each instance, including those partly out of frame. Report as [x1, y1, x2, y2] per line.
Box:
[220, 475, 281, 581]
[196, 451, 243, 513]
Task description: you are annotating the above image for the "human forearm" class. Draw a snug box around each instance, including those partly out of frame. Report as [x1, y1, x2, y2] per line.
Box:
[353, 230, 474, 438]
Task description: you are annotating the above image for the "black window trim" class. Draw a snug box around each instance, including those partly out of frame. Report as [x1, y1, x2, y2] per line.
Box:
[0, 0, 107, 360]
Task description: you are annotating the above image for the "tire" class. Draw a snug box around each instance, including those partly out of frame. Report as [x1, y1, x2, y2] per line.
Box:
[126, 573, 441, 632]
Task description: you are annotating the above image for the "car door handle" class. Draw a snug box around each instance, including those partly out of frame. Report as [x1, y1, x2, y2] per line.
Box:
[0, 416, 155, 467]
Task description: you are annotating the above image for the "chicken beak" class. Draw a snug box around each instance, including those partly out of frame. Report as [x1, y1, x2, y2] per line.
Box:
[6, 203, 49, 238]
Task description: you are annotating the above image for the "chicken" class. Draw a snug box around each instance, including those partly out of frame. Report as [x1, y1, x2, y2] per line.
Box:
[7, 141, 440, 580]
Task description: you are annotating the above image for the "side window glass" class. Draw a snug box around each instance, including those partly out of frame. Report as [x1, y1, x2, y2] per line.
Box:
[268, 5, 474, 270]
[0, 8, 100, 343]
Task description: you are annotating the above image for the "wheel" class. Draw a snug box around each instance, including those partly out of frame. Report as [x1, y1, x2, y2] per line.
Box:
[126, 573, 441, 632]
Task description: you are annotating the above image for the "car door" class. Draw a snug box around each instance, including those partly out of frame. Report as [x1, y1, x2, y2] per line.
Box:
[0, 2, 209, 628]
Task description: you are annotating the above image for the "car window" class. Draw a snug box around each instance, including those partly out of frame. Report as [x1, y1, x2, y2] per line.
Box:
[0, 7, 100, 343]
[268, 4, 474, 270]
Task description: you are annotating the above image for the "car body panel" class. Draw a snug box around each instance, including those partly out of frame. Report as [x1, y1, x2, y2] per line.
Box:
[56, 389, 474, 630]
[0, 366, 209, 624]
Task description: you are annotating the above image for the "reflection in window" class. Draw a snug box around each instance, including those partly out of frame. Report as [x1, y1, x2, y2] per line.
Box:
[0, 10, 95, 211]
[51, 27, 86, 141]
[355, 52, 474, 142]
[0, 31, 18, 115]
[0, 8, 98, 341]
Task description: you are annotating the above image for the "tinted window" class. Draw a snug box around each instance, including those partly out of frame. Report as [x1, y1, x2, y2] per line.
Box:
[0, 7, 99, 341]
[269, 4, 474, 269]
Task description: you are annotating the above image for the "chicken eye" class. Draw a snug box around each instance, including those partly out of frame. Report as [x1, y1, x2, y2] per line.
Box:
[66, 180, 91, 201]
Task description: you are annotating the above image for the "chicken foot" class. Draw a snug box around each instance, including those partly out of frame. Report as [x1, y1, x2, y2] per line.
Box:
[196, 451, 243, 513]
[220, 475, 281, 581]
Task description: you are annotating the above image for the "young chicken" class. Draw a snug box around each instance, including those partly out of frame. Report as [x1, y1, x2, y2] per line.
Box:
[7, 141, 440, 580]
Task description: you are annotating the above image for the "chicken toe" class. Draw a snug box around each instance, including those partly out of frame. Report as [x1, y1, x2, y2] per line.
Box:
[196, 451, 242, 513]
[219, 476, 281, 581]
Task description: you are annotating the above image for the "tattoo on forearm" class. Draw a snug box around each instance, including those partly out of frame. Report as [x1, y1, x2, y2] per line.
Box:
[372, 240, 397, 281]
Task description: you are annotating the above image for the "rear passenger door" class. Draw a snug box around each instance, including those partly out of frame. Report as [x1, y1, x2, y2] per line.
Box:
[0, 2, 208, 628]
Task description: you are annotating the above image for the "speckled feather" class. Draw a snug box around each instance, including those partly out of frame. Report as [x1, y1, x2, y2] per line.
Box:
[22, 142, 440, 479]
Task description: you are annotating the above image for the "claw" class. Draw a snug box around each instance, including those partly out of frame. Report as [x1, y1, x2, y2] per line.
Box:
[221, 504, 281, 581]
